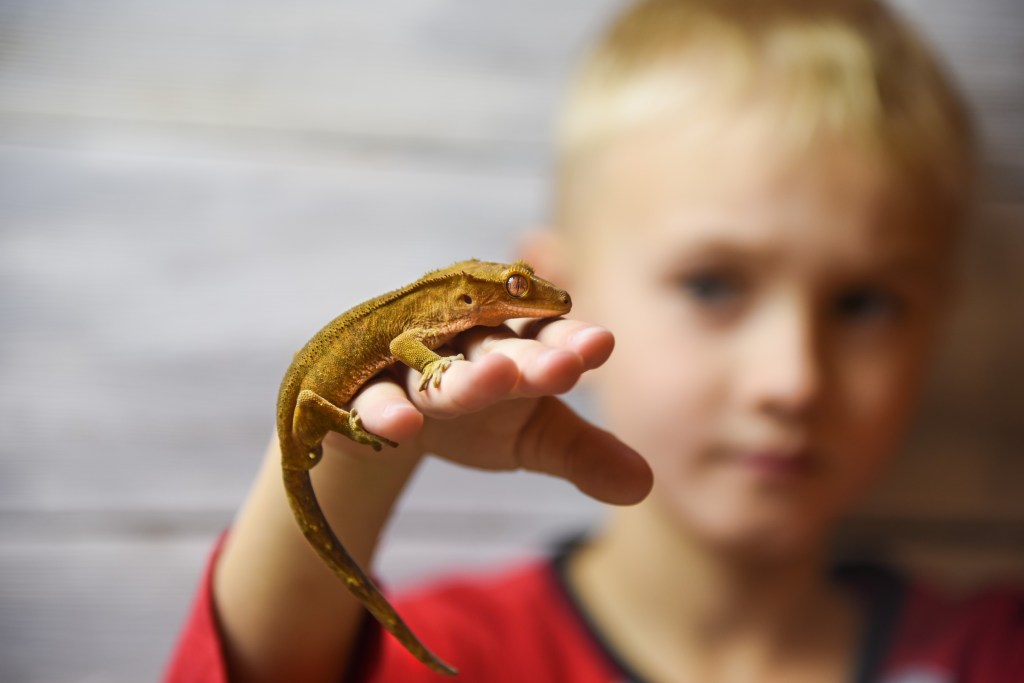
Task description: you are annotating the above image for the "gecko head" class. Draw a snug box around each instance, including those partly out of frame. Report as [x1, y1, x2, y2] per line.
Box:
[449, 259, 572, 326]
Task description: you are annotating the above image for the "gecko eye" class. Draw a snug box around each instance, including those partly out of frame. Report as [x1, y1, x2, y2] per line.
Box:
[505, 273, 529, 298]
[460, 294, 473, 305]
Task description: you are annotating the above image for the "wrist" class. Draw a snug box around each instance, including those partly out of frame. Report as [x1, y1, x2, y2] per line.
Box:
[312, 433, 423, 526]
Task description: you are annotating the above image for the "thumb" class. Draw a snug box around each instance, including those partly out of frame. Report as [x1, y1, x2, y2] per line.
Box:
[516, 397, 652, 505]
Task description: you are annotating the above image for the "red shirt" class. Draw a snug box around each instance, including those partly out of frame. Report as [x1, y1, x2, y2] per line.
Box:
[165, 536, 1024, 682]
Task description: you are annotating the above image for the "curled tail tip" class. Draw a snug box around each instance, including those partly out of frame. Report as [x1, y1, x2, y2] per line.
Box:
[426, 657, 458, 677]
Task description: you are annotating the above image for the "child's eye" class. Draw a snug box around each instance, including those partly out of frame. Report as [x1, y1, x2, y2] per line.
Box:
[833, 286, 902, 325]
[680, 271, 743, 309]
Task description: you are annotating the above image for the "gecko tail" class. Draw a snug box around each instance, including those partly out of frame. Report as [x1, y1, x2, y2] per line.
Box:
[281, 465, 459, 677]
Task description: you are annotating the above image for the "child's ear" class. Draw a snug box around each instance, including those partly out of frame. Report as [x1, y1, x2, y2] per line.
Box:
[517, 228, 573, 288]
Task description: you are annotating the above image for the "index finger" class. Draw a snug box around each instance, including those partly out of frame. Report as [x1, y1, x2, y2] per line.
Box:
[406, 320, 613, 416]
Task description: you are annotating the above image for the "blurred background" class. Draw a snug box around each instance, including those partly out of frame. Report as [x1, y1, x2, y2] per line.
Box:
[0, 1, 1021, 681]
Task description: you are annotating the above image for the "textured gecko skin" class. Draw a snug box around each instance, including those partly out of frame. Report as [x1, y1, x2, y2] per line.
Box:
[276, 259, 572, 675]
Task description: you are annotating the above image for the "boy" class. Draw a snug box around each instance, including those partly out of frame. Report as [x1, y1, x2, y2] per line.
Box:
[167, 0, 1023, 681]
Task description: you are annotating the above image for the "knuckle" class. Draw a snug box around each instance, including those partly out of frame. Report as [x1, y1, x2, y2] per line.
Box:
[514, 397, 570, 477]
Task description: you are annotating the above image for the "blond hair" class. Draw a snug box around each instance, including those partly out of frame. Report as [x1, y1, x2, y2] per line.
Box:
[554, 0, 974, 227]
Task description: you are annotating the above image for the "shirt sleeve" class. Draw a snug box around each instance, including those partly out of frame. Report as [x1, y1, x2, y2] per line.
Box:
[161, 534, 230, 683]
[159, 535, 500, 683]
[160, 536, 477, 683]
[160, 538, 610, 683]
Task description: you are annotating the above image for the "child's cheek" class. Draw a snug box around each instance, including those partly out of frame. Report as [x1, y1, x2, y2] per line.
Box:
[832, 349, 927, 486]
[592, 311, 717, 478]
[571, 247, 721, 474]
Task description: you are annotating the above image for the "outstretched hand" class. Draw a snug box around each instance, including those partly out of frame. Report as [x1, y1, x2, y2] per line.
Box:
[322, 318, 652, 506]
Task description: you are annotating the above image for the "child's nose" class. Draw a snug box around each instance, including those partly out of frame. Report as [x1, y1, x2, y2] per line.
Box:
[742, 301, 822, 421]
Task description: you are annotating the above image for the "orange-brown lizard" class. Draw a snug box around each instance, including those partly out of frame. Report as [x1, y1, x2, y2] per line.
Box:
[277, 259, 572, 676]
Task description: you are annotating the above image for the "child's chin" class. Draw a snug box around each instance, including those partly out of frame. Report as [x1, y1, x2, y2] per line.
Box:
[687, 504, 831, 563]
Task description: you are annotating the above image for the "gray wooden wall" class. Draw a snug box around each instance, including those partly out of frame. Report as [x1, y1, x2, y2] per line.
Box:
[0, 1, 1020, 681]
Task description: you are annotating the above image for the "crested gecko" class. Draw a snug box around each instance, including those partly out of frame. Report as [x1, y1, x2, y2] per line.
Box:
[277, 259, 572, 675]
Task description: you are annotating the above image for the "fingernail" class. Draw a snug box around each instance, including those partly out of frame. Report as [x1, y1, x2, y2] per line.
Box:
[382, 403, 407, 419]
[569, 326, 608, 345]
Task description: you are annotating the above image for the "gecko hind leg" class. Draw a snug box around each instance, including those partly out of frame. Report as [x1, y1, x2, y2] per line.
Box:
[293, 389, 398, 457]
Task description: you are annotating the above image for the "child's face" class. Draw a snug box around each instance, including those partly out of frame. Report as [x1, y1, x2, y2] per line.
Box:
[557, 116, 953, 557]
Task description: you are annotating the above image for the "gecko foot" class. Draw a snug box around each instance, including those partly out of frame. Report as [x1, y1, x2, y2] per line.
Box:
[418, 354, 465, 391]
[347, 410, 398, 451]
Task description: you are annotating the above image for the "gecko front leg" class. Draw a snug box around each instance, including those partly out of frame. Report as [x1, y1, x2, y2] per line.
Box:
[389, 328, 465, 391]
[418, 353, 464, 390]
